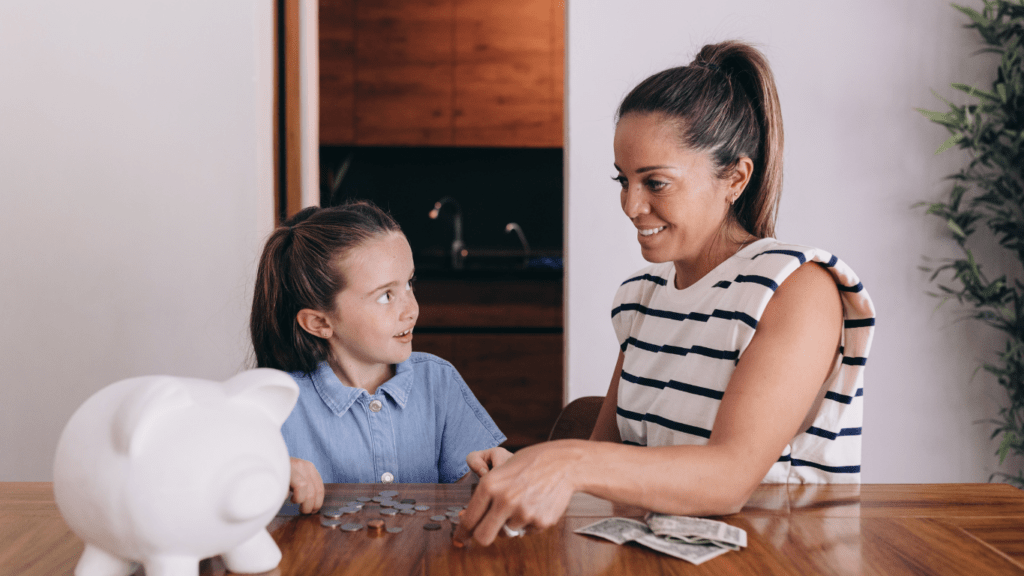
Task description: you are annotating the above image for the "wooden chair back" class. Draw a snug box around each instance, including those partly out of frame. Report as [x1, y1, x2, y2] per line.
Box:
[548, 396, 604, 441]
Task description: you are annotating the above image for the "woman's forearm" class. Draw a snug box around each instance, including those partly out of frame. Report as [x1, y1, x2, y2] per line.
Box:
[567, 440, 759, 516]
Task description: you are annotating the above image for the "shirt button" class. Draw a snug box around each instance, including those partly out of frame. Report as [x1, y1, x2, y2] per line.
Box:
[381, 472, 394, 483]
[369, 399, 383, 412]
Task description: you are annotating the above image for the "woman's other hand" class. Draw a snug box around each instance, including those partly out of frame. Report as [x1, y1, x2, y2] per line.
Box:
[454, 441, 583, 546]
[466, 446, 514, 477]
[289, 457, 324, 514]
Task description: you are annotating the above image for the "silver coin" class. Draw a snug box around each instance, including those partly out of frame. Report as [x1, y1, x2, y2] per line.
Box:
[346, 500, 363, 507]
[449, 516, 460, 525]
[371, 496, 385, 502]
[400, 509, 416, 515]
[447, 506, 464, 512]
[380, 508, 398, 516]
[356, 497, 372, 503]
[414, 505, 430, 511]
[400, 498, 416, 505]
[393, 503, 413, 510]
[321, 507, 343, 519]
[341, 506, 360, 515]
[445, 511, 460, 518]
[379, 500, 395, 508]
[340, 523, 363, 532]
[423, 523, 442, 531]
[321, 517, 344, 527]
[430, 515, 446, 522]
[386, 527, 403, 534]
[379, 490, 399, 497]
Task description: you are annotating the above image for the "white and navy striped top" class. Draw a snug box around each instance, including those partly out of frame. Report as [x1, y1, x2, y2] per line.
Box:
[611, 238, 875, 483]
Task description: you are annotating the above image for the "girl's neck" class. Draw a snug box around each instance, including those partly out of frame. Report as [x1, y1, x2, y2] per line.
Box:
[673, 223, 757, 290]
[328, 357, 395, 394]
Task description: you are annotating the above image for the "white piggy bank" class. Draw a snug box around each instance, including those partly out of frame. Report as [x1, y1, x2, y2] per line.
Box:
[53, 369, 299, 576]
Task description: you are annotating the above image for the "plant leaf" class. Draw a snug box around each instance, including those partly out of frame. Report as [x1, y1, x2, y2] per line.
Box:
[936, 132, 966, 154]
[952, 83, 1000, 100]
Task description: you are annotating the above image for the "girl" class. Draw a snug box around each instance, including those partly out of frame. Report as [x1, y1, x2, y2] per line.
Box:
[456, 41, 876, 545]
[251, 201, 508, 513]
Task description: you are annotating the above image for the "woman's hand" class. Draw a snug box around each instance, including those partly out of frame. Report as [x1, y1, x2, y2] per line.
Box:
[454, 440, 584, 546]
[289, 457, 324, 514]
[466, 446, 514, 477]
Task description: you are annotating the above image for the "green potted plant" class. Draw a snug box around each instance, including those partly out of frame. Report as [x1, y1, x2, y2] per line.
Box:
[917, 0, 1024, 486]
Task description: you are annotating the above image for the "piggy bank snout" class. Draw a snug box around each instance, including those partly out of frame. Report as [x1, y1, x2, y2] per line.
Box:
[222, 462, 287, 523]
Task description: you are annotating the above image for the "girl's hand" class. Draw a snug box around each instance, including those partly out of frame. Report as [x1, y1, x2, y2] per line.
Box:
[289, 457, 324, 514]
[455, 441, 583, 546]
[466, 446, 514, 477]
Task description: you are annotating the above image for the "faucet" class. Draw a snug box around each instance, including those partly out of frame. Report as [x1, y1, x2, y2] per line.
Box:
[505, 222, 531, 269]
[429, 197, 466, 270]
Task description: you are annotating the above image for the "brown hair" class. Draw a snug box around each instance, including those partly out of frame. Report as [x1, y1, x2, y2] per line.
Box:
[616, 41, 784, 238]
[250, 201, 402, 374]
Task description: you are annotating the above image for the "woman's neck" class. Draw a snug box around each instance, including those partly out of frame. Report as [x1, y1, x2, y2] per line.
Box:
[673, 223, 757, 290]
[328, 357, 395, 394]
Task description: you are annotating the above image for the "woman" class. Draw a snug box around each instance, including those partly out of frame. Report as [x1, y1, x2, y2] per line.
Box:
[454, 41, 875, 546]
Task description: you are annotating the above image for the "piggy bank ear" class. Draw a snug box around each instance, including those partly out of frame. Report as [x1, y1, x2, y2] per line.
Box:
[224, 369, 299, 426]
[112, 377, 193, 456]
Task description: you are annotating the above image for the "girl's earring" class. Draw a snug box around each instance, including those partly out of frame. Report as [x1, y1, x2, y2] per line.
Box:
[321, 331, 330, 338]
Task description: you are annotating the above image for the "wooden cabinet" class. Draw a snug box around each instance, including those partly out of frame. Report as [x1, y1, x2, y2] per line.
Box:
[413, 279, 563, 449]
[319, 0, 563, 147]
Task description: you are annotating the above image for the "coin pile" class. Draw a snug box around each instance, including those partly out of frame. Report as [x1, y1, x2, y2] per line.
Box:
[317, 490, 468, 536]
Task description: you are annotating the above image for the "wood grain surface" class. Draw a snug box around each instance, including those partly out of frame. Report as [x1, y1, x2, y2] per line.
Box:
[3, 482, 1023, 575]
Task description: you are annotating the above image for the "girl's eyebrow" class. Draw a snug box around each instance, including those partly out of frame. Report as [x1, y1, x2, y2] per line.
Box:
[369, 269, 416, 293]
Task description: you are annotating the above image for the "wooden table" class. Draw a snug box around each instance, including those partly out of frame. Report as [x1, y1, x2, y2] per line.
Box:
[4, 482, 1024, 575]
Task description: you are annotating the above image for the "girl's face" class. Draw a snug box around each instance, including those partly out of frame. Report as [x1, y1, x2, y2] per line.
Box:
[613, 112, 738, 265]
[324, 232, 418, 372]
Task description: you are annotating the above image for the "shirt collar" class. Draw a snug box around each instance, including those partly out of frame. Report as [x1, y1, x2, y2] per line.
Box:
[310, 359, 415, 416]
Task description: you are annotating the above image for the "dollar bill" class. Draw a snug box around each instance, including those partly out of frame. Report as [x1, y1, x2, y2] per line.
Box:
[645, 513, 747, 549]
[574, 518, 731, 566]
[633, 532, 731, 565]
[574, 517, 651, 545]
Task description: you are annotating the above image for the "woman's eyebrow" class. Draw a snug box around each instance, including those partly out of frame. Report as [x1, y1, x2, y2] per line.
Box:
[612, 163, 677, 173]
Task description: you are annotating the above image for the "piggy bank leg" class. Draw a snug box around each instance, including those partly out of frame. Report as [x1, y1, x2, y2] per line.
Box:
[142, 555, 198, 576]
[74, 545, 136, 576]
[221, 529, 282, 574]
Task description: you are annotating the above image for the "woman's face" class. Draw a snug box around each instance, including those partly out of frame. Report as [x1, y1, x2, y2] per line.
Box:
[613, 112, 737, 265]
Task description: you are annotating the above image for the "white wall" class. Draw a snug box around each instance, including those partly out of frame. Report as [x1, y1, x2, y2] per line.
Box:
[0, 1, 276, 481]
[566, 1, 1020, 482]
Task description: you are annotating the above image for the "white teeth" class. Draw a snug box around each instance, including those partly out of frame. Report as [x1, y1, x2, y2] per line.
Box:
[396, 329, 412, 337]
[639, 226, 666, 237]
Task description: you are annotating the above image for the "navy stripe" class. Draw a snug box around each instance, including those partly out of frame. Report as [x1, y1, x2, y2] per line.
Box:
[790, 458, 860, 474]
[844, 318, 875, 328]
[734, 274, 779, 291]
[623, 337, 739, 361]
[619, 370, 666, 390]
[616, 408, 713, 439]
[805, 426, 862, 440]
[754, 249, 807, 264]
[825, 388, 864, 404]
[823, 255, 838, 268]
[610, 303, 757, 330]
[713, 280, 731, 289]
[616, 406, 646, 421]
[621, 440, 645, 446]
[777, 454, 792, 463]
[837, 282, 864, 293]
[842, 356, 867, 366]
[645, 414, 712, 439]
[621, 273, 667, 286]
[620, 370, 725, 400]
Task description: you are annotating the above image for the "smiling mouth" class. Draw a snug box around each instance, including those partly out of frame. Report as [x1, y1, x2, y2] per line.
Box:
[638, 226, 666, 237]
[394, 328, 413, 337]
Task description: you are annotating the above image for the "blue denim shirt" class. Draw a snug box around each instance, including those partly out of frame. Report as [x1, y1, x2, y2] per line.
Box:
[282, 352, 506, 483]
